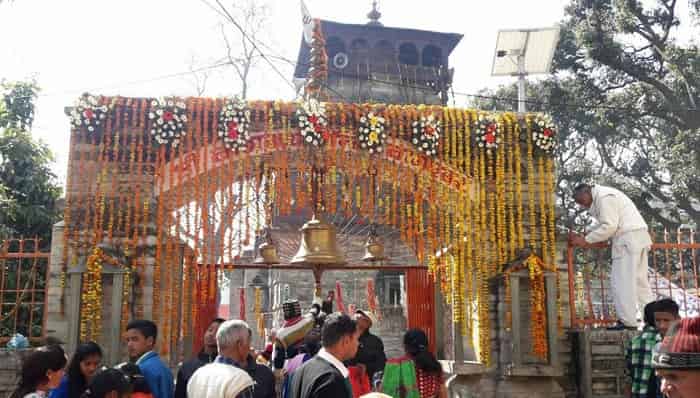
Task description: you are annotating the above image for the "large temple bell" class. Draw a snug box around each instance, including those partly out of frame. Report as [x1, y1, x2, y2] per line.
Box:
[362, 224, 386, 263]
[291, 215, 346, 265]
[254, 227, 280, 265]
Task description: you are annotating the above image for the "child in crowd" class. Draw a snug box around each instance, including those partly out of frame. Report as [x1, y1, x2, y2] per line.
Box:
[81, 369, 131, 398]
[652, 298, 680, 337]
[116, 363, 153, 398]
[625, 301, 661, 398]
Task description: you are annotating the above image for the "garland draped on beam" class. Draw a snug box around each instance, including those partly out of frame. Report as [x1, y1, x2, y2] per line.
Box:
[64, 97, 558, 365]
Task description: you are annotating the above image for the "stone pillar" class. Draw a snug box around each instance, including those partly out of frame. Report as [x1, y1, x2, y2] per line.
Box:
[46, 221, 70, 346]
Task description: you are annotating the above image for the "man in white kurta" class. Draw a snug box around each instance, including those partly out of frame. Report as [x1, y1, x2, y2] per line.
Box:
[570, 184, 654, 328]
[188, 320, 256, 398]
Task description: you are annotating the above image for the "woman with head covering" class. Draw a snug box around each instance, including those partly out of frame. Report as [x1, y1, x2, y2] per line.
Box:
[115, 363, 153, 398]
[50, 342, 103, 398]
[80, 369, 131, 398]
[11, 346, 68, 398]
[381, 329, 446, 398]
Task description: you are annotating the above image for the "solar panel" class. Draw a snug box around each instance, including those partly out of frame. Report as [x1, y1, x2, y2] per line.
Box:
[491, 27, 560, 76]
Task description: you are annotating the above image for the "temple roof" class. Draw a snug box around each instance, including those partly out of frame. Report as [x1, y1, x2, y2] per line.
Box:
[293, 19, 463, 79]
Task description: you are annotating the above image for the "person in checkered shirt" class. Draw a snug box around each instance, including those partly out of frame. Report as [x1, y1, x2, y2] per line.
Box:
[625, 301, 661, 398]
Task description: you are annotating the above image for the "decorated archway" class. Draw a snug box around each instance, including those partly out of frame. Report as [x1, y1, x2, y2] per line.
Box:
[61, 95, 557, 365]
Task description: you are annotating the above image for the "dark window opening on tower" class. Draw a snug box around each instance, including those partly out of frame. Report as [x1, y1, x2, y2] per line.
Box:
[398, 43, 419, 66]
[372, 40, 395, 66]
[350, 38, 370, 64]
[422, 45, 442, 67]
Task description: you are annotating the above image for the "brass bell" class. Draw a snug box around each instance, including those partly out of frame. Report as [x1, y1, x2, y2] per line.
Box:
[254, 227, 280, 265]
[291, 215, 346, 265]
[362, 224, 386, 263]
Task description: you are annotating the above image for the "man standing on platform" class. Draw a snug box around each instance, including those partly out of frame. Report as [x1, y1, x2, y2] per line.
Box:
[288, 313, 359, 398]
[175, 318, 225, 398]
[570, 183, 653, 329]
[125, 320, 174, 398]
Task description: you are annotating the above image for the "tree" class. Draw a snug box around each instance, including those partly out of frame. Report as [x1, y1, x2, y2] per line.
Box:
[471, 0, 699, 229]
[184, 0, 272, 267]
[191, 0, 272, 99]
[0, 81, 62, 244]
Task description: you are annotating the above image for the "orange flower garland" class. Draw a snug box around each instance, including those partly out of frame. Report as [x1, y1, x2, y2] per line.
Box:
[61, 97, 561, 367]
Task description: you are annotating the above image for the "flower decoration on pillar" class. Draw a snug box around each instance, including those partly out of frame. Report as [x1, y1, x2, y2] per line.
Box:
[358, 112, 387, 154]
[296, 98, 329, 147]
[148, 97, 188, 147]
[218, 98, 251, 152]
[474, 115, 501, 153]
[411, 114, 440, 156]
[69, 93, 111, 133]
[530, 114, 557, 153]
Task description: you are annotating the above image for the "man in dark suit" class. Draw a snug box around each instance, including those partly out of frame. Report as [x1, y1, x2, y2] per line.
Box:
[288, 313, 359, 398]
[174, 318, 225, 398]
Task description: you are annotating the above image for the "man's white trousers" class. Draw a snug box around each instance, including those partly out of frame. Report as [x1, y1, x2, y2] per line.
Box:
[610, 229, 654, 327]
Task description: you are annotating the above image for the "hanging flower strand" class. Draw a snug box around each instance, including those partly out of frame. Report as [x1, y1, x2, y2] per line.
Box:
[411, 114, 440, 156]
[358, 111, 387, 154]
[149, 97, 188, 147]
[218, 98, 251, 152]
[296, 98, 329, 147]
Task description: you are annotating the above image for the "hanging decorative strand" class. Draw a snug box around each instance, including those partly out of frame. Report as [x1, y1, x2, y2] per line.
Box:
[61, 97, 561, 368]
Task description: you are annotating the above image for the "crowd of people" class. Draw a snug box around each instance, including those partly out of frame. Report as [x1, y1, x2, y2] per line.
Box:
[8, 302, 700, 398]
[7, 183, 699, 398]
[8, 307, 445, 398]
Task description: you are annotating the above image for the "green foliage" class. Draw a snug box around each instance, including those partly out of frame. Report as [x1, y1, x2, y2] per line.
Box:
[471, 0, 699, 229]
[0, 81, 62, 245]
[0, 80, 37, 131]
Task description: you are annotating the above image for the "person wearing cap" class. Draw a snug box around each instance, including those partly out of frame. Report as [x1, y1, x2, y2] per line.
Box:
[652, 316, 700, 398]
[346, 310, 386, 384]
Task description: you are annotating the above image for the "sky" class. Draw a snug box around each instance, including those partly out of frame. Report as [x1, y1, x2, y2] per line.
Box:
[1, 0, 572, 185]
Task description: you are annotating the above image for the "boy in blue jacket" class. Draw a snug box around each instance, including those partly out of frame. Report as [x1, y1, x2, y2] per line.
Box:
[126, 320, 173, 398]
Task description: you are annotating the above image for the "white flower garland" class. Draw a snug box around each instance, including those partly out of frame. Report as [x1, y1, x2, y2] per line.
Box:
[358, 112, 387, 154]
[296, 99, 328, 147]
[69, 94, 110, 133]
[217, 98, 251, 152]
[530, 114, 557, 153]
[411, 114, 440, 156]
[474, 115, 501, 152]
[148, 98, 188, 147]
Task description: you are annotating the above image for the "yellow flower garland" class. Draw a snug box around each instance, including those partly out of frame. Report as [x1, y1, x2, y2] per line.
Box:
[80, 247, 103, 342]
[63, 98, 564, 368]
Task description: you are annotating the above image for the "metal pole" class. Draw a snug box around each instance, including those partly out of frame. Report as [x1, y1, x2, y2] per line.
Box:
[517, 53, 527, 113]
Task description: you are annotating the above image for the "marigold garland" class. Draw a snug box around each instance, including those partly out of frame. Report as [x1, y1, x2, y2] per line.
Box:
[503, 254, 548, 360]
[80, 247, 103, 342]
[62, 97, 562, 367]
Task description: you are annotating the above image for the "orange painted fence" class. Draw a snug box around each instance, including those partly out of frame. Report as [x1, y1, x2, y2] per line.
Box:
[567, 228, 700, 329]
[0, 238, 50, 343]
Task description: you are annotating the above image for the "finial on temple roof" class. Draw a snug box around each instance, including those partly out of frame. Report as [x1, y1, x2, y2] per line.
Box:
[367, 1, 382, 26]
